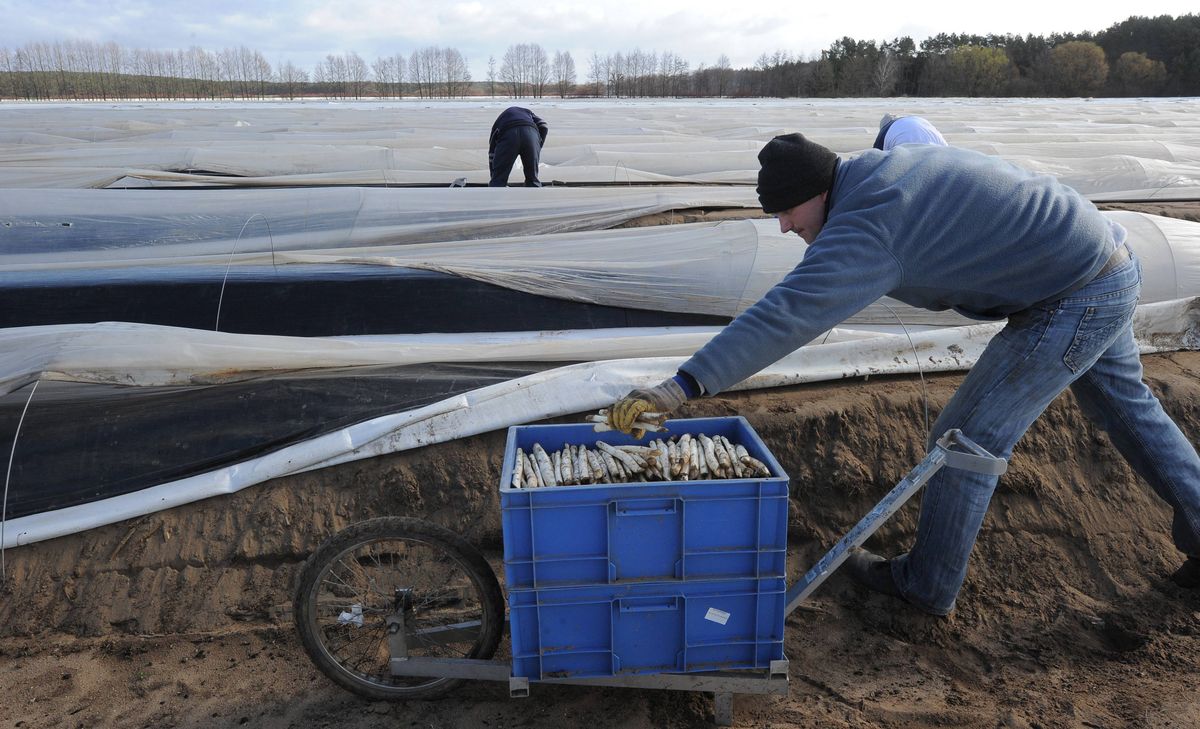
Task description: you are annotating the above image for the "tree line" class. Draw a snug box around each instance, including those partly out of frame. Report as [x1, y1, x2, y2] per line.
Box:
[1, 14, 1197, 101]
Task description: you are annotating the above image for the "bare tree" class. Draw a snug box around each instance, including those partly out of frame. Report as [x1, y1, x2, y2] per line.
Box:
[345, 52, 369, 98]
[530, 44, 550, 97]
[442, 47, 470, 98]
[500, 43, 551, 97]
[715, 54, 732, 96]
[372, 56, 394, 98]
[500, 43, 529, 96]
[872, 50, 898, 96]
[487, 55, 496, 97]
[552, 50, 576, 97]
[371, 53, 407, 98]
[277, 60, 308, 99]
[407, 48, 427, 98]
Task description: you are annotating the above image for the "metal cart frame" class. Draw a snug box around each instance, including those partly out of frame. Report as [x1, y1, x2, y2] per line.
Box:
[372, 428, 1006, 726]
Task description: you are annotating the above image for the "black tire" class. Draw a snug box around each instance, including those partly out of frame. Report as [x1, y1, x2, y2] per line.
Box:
[294, 517, 504, 701]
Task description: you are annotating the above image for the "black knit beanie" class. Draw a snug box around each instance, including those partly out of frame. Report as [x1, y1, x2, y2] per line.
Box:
[756, 133, 839, 214]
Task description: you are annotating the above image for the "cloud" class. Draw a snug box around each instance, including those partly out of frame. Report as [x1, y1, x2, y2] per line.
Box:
[2, 0, 1197, 80]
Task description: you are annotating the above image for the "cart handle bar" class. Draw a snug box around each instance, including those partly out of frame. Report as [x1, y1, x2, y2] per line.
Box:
[783, 428, 1006, 615]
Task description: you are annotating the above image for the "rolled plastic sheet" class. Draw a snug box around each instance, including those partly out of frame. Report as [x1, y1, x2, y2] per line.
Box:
[0, 186, 761, 265]
[11, 212, 1197, 314]
[3, 298, 1197, 549]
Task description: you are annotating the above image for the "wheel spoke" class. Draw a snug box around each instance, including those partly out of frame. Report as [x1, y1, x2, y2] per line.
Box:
[296, 521, 501, 698]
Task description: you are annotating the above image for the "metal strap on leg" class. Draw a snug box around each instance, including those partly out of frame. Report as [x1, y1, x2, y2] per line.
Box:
[936, 429, 1008, 476]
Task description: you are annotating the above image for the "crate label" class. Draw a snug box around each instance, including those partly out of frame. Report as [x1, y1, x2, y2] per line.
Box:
[704, 607, 731, 625]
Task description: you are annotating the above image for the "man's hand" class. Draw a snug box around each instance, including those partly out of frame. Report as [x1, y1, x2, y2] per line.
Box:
[607, 377, 689, 436]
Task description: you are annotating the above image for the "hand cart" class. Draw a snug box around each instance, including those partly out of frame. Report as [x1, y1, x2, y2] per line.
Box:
[292, 424, 1005, 726]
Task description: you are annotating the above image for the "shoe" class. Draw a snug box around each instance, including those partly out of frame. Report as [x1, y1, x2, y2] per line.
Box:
[843, 548, 906, 600]
[1171, 557, 1200, 588]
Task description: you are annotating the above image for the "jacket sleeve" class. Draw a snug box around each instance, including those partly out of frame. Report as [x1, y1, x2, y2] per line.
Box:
[533, 113, 548, 145]
[680, 223, 903, 395]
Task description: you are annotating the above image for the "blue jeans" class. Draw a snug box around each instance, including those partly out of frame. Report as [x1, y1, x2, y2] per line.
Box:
[892, 252, 1200, 615]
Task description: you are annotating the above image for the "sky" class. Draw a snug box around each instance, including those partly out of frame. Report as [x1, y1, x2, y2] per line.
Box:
[2, 0, 1196, 80]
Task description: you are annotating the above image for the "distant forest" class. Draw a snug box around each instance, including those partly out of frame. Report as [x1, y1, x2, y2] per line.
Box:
[2, 14, 1198, 100]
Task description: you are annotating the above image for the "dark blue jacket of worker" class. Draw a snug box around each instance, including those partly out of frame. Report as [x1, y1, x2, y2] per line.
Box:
[489, 107, 548, 153]
[488, 107, 549, 187]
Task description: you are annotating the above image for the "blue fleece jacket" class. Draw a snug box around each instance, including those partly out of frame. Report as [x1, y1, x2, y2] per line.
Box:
[680, 144, 1125, 395]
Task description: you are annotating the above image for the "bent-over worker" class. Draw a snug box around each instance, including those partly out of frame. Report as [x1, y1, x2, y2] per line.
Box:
[489, 106, 548, 187]
[606, 132, 1200, 614]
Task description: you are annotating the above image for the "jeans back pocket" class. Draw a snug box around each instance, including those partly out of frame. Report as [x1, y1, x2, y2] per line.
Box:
[1062, 300, 1137, 373]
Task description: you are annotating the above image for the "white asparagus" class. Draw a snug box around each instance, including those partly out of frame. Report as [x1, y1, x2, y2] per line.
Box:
[565, 445, 575, 484]
[596, 409, 667, 423]
[713, 436, 733, 474]
[614, 446, 653, 471]
[527, 452, 544, 487]
[613, 458, 629, 481]
[525, 432, 766, 486]
[699, 434, 721, 476]
[654, 440, 671, 480]
[512, 448, 525, 488]
[598, 448, 622, 481]
[740, 454, 772, 477]
[533, 444, 557, 487]
[577, 445, 592, 483]
[597, 441, 644, 473]
[574, 445, 590, 484]
[588, 415, 667, 434]
[722, 436, 745, 478]
[585, 447, 606, 483]
[679, 434, 693, 480]
[616, 445, 658, 456]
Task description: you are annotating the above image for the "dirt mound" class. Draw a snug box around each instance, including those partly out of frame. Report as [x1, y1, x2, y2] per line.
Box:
[3, 351, 1199, 728]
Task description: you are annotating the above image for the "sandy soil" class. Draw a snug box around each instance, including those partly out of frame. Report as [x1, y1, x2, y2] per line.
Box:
[2, 201, 1199, 728]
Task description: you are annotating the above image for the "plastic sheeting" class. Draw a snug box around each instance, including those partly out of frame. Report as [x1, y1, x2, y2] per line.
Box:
[0, 186, 760, 264]
[11, 212, 1195, 314]
[0, 363, 549, 522]
[1, 99, 1199, 197]
[4, 297, 1197, 549]
[0, 264, 728, 334]
[5, 97, 1200, 549]
[5, 212, 1200, 335]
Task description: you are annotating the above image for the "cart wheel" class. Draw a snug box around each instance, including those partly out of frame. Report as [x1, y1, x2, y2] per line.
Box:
[294, 517, 504, 701]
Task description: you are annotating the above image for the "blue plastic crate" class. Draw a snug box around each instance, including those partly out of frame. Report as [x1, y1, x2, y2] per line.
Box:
[508, 577, 787, 679]
[499, 417, 789, 590]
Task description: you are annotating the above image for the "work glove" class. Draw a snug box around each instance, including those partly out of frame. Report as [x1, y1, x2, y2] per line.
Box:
[607, 377, 689, 437]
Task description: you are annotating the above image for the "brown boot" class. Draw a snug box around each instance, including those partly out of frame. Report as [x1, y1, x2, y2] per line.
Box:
[844, 548, 906, 599]
[1171, 557, 1200, 589]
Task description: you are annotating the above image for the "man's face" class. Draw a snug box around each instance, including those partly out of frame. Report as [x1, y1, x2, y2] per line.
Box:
[775, 192, 828, 243]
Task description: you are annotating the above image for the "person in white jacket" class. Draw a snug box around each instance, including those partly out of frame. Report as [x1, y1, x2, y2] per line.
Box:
[874, 114, 947, 150]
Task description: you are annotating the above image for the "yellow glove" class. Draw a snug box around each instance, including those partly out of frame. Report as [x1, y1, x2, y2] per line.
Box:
[607, 378, 688, 436]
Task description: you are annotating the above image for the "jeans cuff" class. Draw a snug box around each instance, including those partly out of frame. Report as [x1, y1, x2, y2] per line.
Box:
[890, 555, 957, 617]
